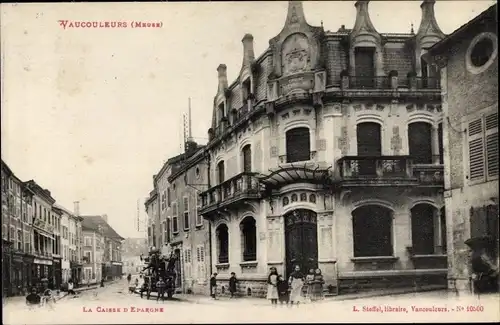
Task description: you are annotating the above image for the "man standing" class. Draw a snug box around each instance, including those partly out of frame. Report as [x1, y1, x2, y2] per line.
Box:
[210, 273, 218, 299]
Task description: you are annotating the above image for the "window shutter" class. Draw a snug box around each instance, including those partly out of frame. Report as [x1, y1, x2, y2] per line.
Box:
[468, 118, 485, 181]
[485, 113, 498, 179]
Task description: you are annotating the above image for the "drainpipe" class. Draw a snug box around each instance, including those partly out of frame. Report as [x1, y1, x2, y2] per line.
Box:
[206, 152, 213, 277]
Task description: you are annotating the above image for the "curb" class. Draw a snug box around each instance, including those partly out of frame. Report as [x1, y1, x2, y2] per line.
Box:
[134, 286, 447, 306]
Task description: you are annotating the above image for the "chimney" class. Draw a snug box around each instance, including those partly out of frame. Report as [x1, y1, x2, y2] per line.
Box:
[241, 34, 255, 68]
[416, 0, 444, 37]
[73, 201, 80, 217]
[217, 64, 228, 94]
[102, 214, 108, 223]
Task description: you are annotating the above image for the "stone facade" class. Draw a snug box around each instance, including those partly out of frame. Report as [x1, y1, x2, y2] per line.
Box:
[425, 4, 498, 293]
[199, 1, 450, 296]
[145, 146, 212, 295]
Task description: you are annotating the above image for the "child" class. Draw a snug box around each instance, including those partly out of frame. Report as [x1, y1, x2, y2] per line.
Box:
[305, 269, 315, 302]
[277, 275, 289, 306]
[266, 267, 279, 306]
[26, 288, 41, 309]
[210, 273, 218, 299]
[229, 272, 238, 298]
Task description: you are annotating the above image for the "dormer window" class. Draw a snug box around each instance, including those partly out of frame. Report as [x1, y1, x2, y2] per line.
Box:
[242, 78, 252, 101]
[354, 47, 375, 88]
[218, 103, 225, 125]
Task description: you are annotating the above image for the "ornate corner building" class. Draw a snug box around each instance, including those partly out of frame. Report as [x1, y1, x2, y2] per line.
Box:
[198, 1, 449, 296]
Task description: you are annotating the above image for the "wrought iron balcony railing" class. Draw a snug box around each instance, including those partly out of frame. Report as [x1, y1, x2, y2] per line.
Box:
[199, 172, 261, 214]
[415, 77, 440, 89]
[349, 76, 391, 89]
[337, 156, 444, 187]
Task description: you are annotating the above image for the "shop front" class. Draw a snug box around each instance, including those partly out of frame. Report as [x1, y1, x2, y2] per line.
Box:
[23, 255, 35, 289]
[11, 253, 25, 295]
[111, 261, 123, 280]
[2, 241, 12, 296]
[70, 262, 83, 287]
[33, 258, 53, 288]
[53, 257, 62, 289]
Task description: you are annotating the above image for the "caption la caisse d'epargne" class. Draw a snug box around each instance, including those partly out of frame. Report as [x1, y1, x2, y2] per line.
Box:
[58, 20, 163, 30]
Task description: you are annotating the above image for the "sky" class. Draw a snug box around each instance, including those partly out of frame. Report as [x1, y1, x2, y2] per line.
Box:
[1, 1, 495, 239]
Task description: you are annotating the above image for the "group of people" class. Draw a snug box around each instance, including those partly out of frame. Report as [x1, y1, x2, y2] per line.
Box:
[267, 265, 324, 306]
[208, 265, 324, 306]
[25, 279, 58, 310]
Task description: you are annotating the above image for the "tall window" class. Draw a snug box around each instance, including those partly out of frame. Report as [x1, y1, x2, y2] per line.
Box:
[352, 205, 393, 257]
[354, 47, 375, 88]
[183, 197, 190, 230]
[167, 188, 171, 207]
[240, 217, 257, 261]
[196, 245, 206, 283]
[161, 191, 166, 211]
[286, 127, 310, 163]
[468, 112, 498, 182]
[242, 145, 252, 172]
[17, 229, 22, 251]
[356, 122, 382, 175]
[408, 122, 433, 164]
[195, 194, 203, 226]
[411, 204, 436, 255]
[217, 161, 225, 184]
[216, 224, 229, 264]
[438, 123, 444, 164]
[172, 203, 179, 234]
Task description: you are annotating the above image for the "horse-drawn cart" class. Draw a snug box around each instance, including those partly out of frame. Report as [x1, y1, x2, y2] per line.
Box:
[141, 248, 178, 300]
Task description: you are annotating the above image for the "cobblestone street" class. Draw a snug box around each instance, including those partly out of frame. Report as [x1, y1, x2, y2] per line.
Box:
[3, 280, 499, 324]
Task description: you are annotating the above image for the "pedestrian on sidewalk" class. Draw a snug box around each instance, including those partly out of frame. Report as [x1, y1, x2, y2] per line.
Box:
[229, 272, 238, 298]
[156, 278, 166, 302]
[288, 265, 304, 307]
[100, 278, 105, 288]
[67, 281, 76, 295]
[210, 273, 218, 299]
[127, 274, 132, 285]
[266, 267, 279, 306]
[277, 275, 289, 307]
[26, 288, 41, 310]
[311, 268, 325, 301]
[305, 269, 315, 303]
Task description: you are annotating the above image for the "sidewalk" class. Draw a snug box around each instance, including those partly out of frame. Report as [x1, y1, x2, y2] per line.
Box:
[134, 284, 447, 306]
[2, 280, 119, 307]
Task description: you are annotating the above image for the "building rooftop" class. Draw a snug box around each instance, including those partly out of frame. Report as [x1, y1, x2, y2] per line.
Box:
[81, 215, 124, 241]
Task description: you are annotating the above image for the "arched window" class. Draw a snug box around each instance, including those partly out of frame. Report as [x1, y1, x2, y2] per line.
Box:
[356, 122, 382, 175]
[352, 205, 393, 257]
[410, 204, 436, 255]
[242, 145, 252, 173]
[408, 122, 432, 164]
[240, 217, 257, 261]
[286, 127, 310, 163]
[216, 224, 229, 264]
[216, 161, 225, 184]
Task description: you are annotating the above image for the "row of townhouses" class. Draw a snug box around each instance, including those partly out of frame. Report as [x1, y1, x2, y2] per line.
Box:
[1, 160, 124, 297]
[145, 1, 498, 297]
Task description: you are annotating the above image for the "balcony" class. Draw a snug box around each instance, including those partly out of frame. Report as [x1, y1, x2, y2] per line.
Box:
[337, 156, 443, 187]
[349, 76, 391, 89]
[199, 172, 261, 216]
[339, 75, 441, 100]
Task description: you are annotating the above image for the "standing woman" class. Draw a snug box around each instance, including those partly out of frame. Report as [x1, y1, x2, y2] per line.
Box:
[311, 268, 325, 301]
[288, 265, 304, 306]
[266, 267, 279, 306]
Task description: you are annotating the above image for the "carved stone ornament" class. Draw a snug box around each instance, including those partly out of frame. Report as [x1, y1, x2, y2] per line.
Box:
[282, 33, 310, 76]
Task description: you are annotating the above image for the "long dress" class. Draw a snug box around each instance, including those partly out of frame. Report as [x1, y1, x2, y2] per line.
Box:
[266, 274, 279, 300]
[289, 272, 304, 303]
[311, 274, 324, 301]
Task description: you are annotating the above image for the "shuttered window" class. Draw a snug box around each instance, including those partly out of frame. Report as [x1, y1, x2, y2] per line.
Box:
[172, 203, 179, 234]
[485, 113, 498, 178]
[196, 245, 206, 284]
[468, 112, 498, 182]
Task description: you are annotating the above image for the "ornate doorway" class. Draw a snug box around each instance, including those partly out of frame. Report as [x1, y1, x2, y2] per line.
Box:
[284, 209, 318, 278]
